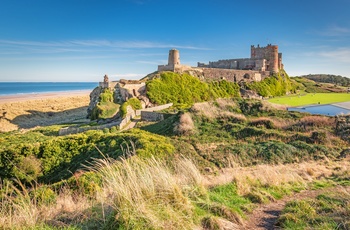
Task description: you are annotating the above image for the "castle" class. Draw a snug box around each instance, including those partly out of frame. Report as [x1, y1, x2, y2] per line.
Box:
[98, 44, 284, 103]
[158, 44, 283, 83]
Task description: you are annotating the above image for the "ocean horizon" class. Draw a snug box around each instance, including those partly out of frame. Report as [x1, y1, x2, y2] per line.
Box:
[0, 82, 99, 96]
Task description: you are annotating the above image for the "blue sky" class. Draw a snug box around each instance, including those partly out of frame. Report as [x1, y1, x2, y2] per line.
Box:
[1, 0, 350, 82]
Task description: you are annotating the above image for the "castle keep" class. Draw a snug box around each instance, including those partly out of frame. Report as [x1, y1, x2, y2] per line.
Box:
[198, 44, 283, 73]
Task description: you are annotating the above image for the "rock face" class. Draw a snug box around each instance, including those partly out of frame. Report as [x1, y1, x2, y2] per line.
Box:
[87, 87, 103, 118]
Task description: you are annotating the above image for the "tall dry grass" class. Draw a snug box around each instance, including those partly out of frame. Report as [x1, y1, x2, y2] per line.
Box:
[91, 156, 205, 229]
[0, 182, 92, 229]
[0, 156, 205, 229]
[1, 153, 347, 229]
[204, 161, 340, 196]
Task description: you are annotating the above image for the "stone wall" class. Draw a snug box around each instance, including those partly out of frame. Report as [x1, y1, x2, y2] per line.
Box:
[190, 68, 268, 83]
[140, 103, 173, 112]
[158, 64, 192, 72]
[141, 111, 164, 121]
[58, 121, 120, 136]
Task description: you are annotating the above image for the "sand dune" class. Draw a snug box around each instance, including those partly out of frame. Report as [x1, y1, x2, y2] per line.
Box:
[0, 91, 91, 132]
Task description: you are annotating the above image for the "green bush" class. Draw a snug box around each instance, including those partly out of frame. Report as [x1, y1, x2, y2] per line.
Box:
[99, 88, 114, 103]
[31, 186, 56, 206]
[120, 98, 142, 118]
[128, 98, 142, 110]
[0, 129, 175, 184]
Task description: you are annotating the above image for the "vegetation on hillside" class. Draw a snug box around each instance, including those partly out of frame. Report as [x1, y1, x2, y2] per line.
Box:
[0, 128, 174, 184]
[247, 70, 297, 97]
[292, 77, 347, 93]
[2, 66, 350, 229]
[146, 72, 240, 108]
[300, 74, 350, 87]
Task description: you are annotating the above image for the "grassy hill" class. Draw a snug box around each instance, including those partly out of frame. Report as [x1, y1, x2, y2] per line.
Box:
[1, 97, 349, 229]
[1, 71, 350, 229]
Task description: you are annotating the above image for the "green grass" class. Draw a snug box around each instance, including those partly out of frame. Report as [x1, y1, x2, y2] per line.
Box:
[278, 191, 350, 229]
[268, 93, 350, 106]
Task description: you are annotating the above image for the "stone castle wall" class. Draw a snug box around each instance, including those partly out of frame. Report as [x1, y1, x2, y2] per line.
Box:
[201, 68, 265, 82]
[188, 68, 270, 83]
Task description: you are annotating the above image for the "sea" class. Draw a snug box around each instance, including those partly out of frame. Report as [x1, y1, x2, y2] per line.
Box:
[0, 82, 99, 96]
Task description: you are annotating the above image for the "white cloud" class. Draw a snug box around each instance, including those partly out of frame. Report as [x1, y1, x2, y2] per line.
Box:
[0, 39, 209, 54]
[316, 25, 350, 37]
[136, 60, 167, 65]
[318, 47, 350, 63]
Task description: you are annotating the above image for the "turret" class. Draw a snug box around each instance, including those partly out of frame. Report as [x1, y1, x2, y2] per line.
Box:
[269, 45, 279, 73]
[168, 49, 180, 66]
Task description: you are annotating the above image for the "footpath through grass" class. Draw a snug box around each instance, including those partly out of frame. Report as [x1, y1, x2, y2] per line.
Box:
[268, 93, 350, 106]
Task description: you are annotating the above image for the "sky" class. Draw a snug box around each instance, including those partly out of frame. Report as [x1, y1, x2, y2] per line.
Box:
[1, 0, 350, 82]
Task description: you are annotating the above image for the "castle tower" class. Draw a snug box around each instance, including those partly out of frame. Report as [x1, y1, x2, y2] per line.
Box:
[168, 49, 180, 66]
[269, 45, 279, 73]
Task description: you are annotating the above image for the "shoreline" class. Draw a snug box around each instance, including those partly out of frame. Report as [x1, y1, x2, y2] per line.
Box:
[0, 90, 91, 104]
[0, 90, 91, 132]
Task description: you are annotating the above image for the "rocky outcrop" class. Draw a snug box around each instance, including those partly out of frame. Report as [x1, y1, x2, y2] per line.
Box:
[240, 88, 263, 99]
[87, 87, 103, 118]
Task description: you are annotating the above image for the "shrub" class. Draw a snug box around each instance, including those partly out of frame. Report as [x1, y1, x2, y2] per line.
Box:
[146, 72, 240, 107]
[174, 113, 195, 135]
[311, 131, 328, 144]
[15, 155, 42, 183]
[248, 117, 275, 129]
[99, 88, 114, 103]
[31, 186, 56, 206]
[299, 116, 334, 128]
[91, 102, 120, 120]
[120, 98, 142, 118]
[127, 98, 142, 110]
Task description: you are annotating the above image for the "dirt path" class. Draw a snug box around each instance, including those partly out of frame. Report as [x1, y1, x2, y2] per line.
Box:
[244, 186, 347, 230]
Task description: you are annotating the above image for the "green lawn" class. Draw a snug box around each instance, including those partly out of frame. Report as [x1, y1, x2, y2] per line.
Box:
[268, 93, 350, 106]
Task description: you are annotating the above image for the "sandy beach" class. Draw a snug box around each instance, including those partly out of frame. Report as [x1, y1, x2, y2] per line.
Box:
[0, 90, 91, 132]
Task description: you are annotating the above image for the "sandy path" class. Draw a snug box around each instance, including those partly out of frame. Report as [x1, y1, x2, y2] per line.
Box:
[0, 91, 91, 132]
[244, 186, 348, 230]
